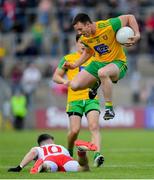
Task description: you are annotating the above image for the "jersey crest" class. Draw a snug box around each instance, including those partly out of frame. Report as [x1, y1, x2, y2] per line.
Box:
[94, 44, 111, 55]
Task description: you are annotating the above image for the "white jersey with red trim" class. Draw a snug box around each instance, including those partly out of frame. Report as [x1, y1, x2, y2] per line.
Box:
[35, 144, 70, 160]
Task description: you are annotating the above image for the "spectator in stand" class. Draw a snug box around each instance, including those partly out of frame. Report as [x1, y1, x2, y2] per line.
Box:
[140, 79, 154, 105]
[31, 21, 44, 55]
[15, 0, 28, 33]
[50, 34, 60, 57]
[56, 0, 74, 54]
[130, 71, 141, 104]
[10, 90, 27, 130]
[145, 10, 154, 61]
[21, 62, 41, 109]
[0, 77, 12, 130]
[0, 40, 6, 78]
[38, 0, 53, 26]
[43, 62, 54, 79]
[147, 86, 154, 105]
[1, 0, 16, 32]
[9, 62, 23, 94]
[14, 35, 40, 58]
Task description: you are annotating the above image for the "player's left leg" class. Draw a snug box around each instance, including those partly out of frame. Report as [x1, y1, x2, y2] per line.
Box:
[85, 101, 104, 167]
[66, 101, 83, 157]
[67, 114, 82, 157]
[98, 60, 127, 120]
[70, 69, 97, 91]
[98, 63, 119, 120]
[86, 110, 101, 152]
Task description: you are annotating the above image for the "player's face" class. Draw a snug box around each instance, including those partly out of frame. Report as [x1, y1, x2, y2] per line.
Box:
[76, 39, 85, 53]
[74, 22, 92, 37]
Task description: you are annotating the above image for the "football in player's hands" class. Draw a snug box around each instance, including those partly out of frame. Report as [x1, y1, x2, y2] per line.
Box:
[116, 26, 135, 44]
[8, 165, 22, 172]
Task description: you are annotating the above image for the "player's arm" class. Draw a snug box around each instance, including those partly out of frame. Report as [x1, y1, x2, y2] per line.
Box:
[52, 57, 70, 85]
[52, 68, 69, 85]
[8, 147, 38, 172]
[119, 15, 140, 45]
[63, 48, 92, 69]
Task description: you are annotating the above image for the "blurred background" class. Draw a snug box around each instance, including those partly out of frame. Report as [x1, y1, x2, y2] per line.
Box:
[0, 0, 154, 130]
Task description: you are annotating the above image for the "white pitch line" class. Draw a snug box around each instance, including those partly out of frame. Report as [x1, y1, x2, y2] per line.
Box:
[1, 164, 154, 169]
[104, 148, 154, 153]
[1, 148, 154, 154]
[104, 164, 154, 168]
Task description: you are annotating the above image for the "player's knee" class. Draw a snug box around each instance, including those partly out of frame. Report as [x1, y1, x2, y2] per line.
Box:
[89, 123, 99, 132]
[98, 69, 108, 79]
[70, 129, 80, 136]
[70, 81, 79, 91]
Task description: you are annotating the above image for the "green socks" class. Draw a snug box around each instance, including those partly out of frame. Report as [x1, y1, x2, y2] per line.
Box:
[68, 149, 73, 157]
[94, 152, 101, 160]
[105, 101, 113, 110]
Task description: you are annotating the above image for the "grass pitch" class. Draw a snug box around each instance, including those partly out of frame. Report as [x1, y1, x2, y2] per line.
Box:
[0, 129, 154, 179]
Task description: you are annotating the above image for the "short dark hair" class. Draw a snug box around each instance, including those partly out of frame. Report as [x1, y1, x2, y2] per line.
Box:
[76, 34, 82, 42]
[72, 13, 92, 26]
[37, 134, 54, 146]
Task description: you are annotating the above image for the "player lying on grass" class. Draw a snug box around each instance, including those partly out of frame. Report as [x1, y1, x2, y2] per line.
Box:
[8, 133, 97, 173]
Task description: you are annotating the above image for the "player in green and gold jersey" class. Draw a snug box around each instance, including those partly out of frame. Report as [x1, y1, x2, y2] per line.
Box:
[64, 13, 140, 120]
[52, 34, 104, 167]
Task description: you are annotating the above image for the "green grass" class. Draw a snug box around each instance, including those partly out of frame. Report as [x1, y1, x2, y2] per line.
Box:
[0, 129, 154, 179]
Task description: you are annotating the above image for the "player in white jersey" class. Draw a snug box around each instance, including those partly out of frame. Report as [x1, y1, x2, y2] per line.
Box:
[8, 134, 97, 173]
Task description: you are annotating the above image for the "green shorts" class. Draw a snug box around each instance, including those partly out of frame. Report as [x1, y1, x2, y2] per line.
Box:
[66, 99, 100, 117]
[85, 60, 128, 80]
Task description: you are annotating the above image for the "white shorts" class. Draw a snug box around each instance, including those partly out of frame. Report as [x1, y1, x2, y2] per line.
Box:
[44, 160, 79, 172]
[44, 154, 79, 172]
